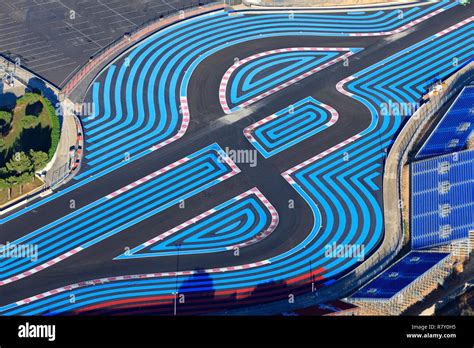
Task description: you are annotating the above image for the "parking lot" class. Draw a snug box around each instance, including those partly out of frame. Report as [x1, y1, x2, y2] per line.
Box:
[0, 0, 215, 87]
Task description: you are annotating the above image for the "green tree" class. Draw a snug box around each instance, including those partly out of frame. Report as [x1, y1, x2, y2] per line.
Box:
[0, 110, 12, 133]
[0, 177, 13, 200]
[21, 115, 40, 129]
[43, 98, 60, 159]
[4, 173, 33, 196]
[16, 93, 40, 106]
[13, 172, 33, 195]
[29, 150, 49, 171]
[6, 152, 33, 175]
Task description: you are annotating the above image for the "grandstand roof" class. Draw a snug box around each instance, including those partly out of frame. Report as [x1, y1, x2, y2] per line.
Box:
[350, 252, 450, 300]
[416, 86, 474, 160]
[411, 149, 474, 250]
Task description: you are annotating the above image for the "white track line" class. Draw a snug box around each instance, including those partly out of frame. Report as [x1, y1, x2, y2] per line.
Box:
[219, 47, 355, 114]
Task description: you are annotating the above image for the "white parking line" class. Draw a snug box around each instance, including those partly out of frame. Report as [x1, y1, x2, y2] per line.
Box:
[62, 20, 97, 27]
[25, 52, 66, 65]
[35, 61, 78, 74]
[99, 14, 126, 21]
[119, 9, 143, 16]
[0, 32, 32, 43]
[111, 4, 136, 11]
[107, 16, 134, 24]
[66, 30, 106, 40]
[62, 21, 104, 48]
[56, 0, 82, 18]
[0, 22, 23, 29]
[90, 8, 114, 15]
[83, 4, 102, 10]
[127, 14, 148, 21]
[0, 22, 27, 30]
[82, 46, 100, 53]
[0, 39, 46, 51]
[112, 21, 135, 28]
[3, 44, 54, 56]
[97, 0, 137, 25]
[29, 0, 58, 9]
[29, 57, 74, 69]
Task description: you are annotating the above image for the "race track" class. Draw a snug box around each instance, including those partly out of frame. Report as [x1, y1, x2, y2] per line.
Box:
[0, 0, 473, 315]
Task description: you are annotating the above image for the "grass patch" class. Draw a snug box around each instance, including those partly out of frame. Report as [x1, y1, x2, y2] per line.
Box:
[45, 97, 60, 160]
[1, 93, 58, 165]
[0, 92, 60, 204]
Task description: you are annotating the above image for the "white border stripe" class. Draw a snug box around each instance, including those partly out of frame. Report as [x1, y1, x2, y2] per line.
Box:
[219, 47, 355, 114]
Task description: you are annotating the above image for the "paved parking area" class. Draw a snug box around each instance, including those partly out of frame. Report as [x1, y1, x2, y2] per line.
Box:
[0, 0, 215, 87]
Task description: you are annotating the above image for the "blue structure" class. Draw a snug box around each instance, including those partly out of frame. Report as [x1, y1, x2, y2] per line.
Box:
[416, 86, 474, 160]
[350, 252, 449, 300]
[411, 149, 474, 250]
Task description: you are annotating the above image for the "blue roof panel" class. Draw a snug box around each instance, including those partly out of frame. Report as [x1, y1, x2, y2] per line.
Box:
[416, 86, 474, 159]
[351, 251, 449, 300]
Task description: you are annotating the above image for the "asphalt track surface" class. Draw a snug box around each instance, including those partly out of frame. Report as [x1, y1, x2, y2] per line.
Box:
[0, 1, 473, 315]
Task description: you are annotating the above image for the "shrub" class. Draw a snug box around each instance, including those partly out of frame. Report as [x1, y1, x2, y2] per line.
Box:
[16, 92, 41, 106]
[6, 152, 33, 175]
[0, 110, 12, 133]
[21, 115, 40, 129]
[29, 150, 49, 171]
[0, 110, 12, 124]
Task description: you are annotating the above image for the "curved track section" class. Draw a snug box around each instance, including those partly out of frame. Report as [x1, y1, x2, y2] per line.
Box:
[219, 47, 358, 113]
[0, 144, 240, 286]
[115, 188, 279, 258]
[0, 1, 455, 225]
[0, 2, 470, 316]
[244, 97, 339, 158]
[282, 17, 473, 284]
[77, 1, 453, 179]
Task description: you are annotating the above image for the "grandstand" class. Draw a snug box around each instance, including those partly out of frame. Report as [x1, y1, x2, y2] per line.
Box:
[347, 87, 474, 316]
[411, 149, 474, 250]
[347, 251, 453, 315]
[416, 86, 474, 160]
